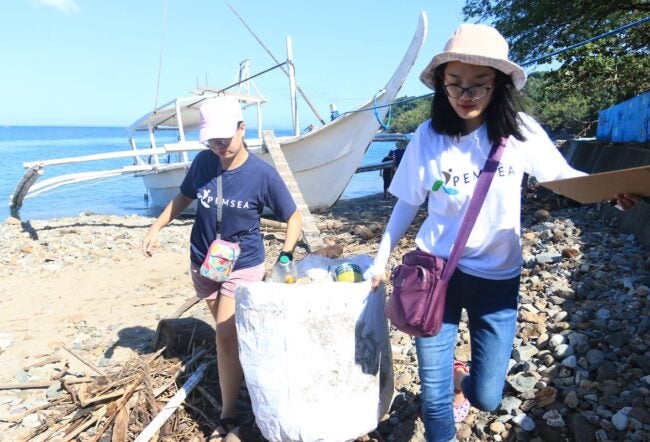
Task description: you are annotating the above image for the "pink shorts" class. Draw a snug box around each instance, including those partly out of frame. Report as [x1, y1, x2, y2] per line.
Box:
[190, 261, 266, 300]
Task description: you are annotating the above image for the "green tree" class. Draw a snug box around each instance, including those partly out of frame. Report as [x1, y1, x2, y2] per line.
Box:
[462, 0, 649, 62]
[386, 95, 432, 133]
[523, 45, 650, 136]
[463, 0, 649, 135]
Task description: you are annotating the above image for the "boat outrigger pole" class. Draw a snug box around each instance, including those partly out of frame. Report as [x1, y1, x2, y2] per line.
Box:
[286, 36, 299, 137]
[228, 3, 327, 126]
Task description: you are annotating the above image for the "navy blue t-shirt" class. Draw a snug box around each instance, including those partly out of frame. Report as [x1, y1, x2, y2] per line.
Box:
[180, 150, 297, 270]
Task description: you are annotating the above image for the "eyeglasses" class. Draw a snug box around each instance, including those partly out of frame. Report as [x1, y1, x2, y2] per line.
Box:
[443, 84, 493, 100]
[207, 137, 233, 148]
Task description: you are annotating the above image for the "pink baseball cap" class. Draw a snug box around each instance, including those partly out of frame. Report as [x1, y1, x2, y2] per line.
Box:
[198, 96, 244, 143]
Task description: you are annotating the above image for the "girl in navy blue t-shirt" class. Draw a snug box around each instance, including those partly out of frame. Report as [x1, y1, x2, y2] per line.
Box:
[142, 96, 302, 440]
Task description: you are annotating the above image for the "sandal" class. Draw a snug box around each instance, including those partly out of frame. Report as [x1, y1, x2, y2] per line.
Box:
[453, 360, 470, 423]
[208, 417, 239, 442]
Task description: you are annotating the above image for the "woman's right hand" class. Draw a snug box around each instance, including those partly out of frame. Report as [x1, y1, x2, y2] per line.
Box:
[140, 193, 191, 258]
[142, 227, 159, 258]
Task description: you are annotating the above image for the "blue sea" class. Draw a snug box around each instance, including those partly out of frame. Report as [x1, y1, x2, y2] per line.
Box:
[0, 126, 396, 221]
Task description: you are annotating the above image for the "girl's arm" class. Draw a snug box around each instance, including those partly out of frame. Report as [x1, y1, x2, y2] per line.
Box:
[279, 209, 302, 258]
[142, 193, 194, 257]
[368, 199, 420, 290]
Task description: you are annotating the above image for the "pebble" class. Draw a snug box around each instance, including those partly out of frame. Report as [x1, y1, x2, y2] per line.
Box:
[549, 334, 566, 348]
[612, 410, 629, 431]
[509, 373, 538, 393]
[553, 343, 574, 359]
[499, 396, 522, 415]
[542, 409, 566, 427]
[534, 386, 557, 407]
[562, 355, 577, 368]
[0, 333, 13, 350]
[563, 390, 579, 408]
[386, 202, 650, 440]
[511, 413, 536, 431]
[21, 412, 44, 429]
[534, 209, 550, 222]
[46, 381, 63, 400]
[586, 349, 606, 365]
[1, 196, 648, 441]
[513, 344, 538, 361]
[489, 420, 506, 434]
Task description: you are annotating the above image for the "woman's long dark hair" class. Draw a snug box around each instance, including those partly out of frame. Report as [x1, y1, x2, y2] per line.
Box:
[430, 63, 526, 143]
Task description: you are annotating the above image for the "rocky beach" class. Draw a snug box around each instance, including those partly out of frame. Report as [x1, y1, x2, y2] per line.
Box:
[0, 192, 648, 441]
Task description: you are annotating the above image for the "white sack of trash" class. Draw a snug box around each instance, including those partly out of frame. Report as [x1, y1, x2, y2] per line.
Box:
[235, 254, 394, 442]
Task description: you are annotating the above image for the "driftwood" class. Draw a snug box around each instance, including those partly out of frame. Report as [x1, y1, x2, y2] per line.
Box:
[261, 217, 287, 230]
[0, 376, 94, 390]
[29, 421, 68, 442]
[133, 363, 208, 442]
[112, 406, 129, 442]
[6, 396, 68, 423]
[11, 330, 237, 441]
[195, 384, 222, 414]
[23, 355, 63, 371]
[310, 243, 344, 258]
[62, 378, 81, 405]
[11, 340, 279, 441]
[58, 341, 106, 376]
[63, 405, 108, 442]
[79, 387, 129, 407]
[88, 348, 170, 442]
[168, 295, 201, 319]
[89, 371, 146, 442]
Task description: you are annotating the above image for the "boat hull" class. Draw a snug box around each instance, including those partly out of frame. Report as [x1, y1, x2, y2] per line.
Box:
[140, 167, 198, 213]
[142, 12, 427, 212]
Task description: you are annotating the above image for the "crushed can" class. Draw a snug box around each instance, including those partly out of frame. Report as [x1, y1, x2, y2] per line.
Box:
[334, 262, 363, 283]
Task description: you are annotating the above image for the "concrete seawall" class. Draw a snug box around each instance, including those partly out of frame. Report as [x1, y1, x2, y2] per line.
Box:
[562, 139, 650, 247]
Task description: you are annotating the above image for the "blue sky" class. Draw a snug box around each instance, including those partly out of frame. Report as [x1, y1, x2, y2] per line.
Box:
[2, 0, 475, 128]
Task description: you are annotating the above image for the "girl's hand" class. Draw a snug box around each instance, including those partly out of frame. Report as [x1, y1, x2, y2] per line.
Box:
[614, 193, 641, 211]
[371, 272, 385, 291]
[142, 227, 159, 257]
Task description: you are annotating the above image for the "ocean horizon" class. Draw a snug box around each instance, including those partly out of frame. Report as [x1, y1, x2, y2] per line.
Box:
[1, 125, 396, 221]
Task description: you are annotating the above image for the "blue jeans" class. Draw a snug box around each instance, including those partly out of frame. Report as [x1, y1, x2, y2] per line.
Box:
[415, 269, 519, 442]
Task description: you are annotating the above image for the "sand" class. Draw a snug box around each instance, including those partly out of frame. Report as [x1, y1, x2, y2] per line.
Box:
[0, 194, 398, 383]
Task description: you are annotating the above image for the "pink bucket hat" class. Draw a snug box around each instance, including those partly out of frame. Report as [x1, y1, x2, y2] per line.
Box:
[199, 96, 244, 143]
[420, 23, 527, 91]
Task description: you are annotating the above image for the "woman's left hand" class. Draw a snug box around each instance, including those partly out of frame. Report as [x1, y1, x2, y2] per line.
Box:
[370, 274, 383, 291]
[614, 193, 642, 211]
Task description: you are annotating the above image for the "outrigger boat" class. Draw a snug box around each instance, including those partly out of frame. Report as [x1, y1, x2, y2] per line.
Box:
[10, 12, 427, 215]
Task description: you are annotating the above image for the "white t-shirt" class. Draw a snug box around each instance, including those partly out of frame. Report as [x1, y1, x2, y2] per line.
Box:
[388, 113, 585, 280]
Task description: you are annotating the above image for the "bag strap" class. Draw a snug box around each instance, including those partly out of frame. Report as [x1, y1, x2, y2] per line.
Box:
[441, 137, 508, 281]
[216, 161, 223, 240]
[214, 161, 253, 244]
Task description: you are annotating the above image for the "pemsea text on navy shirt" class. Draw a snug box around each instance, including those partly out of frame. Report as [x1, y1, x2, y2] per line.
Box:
[180, 150, 296, 270]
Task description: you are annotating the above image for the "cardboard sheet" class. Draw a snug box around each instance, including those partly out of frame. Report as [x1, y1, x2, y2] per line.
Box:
[539, 165, 650, 204]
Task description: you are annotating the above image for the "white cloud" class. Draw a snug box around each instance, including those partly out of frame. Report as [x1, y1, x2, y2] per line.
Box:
[38, 0, 81, 14]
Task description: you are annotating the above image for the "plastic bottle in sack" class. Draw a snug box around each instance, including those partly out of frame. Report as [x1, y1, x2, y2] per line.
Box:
[272, 256, 298, 284]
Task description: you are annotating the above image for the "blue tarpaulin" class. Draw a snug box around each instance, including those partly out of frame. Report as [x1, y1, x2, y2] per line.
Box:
[597, 91, 650, 143]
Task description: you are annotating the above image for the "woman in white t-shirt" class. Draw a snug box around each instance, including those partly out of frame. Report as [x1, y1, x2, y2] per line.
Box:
[368, 24, 638, 441]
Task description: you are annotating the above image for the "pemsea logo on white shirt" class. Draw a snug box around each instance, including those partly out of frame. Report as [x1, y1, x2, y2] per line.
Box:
[432, 164, 517, 195]
[431, 170, 459, 195]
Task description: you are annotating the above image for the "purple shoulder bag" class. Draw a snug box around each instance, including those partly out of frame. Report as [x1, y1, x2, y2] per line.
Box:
[385, 137, 508, 337]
